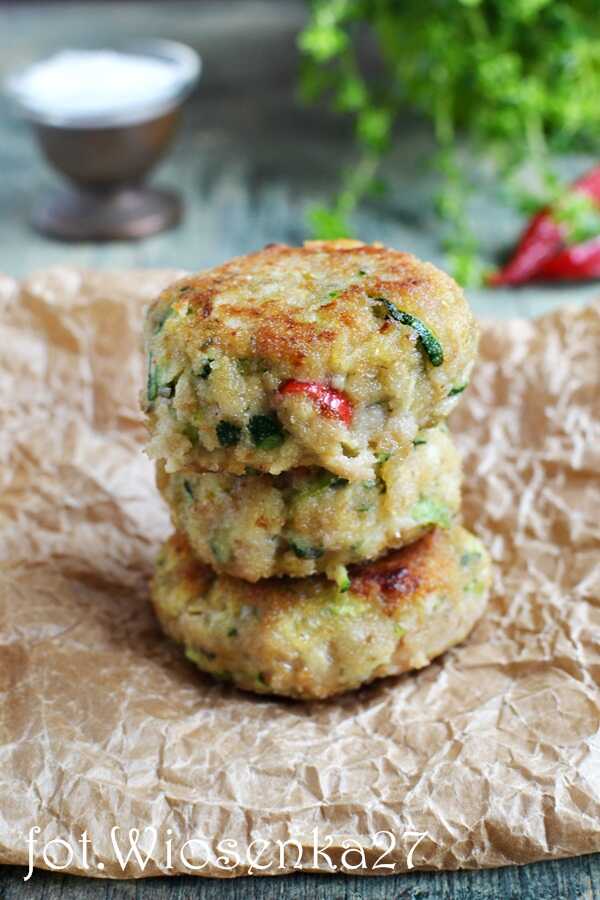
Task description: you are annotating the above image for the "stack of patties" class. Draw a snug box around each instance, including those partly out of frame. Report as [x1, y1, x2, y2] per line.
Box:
[142, 240, 491, 700]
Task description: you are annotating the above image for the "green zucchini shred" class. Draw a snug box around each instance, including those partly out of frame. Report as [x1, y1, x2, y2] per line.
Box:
[153, 305, 175, 334]
[449, 383, 468, 396]
[197, 359, 213, 379]
[411, 497, 452, 528]
[329, 475, 349, 489]
[465, 577, 487, 596]
[460, 551, 482, 568]
[209, 533, 231, 564]
[287, 537, 324, 560]
[147, 354, 179, 402]
[216, 420, 242, 447]
[147, 355, 158, 402]
[182, 422, 199, 446]
[326, 595, 362, 618]
[299, 472, 349, 498]
[186, 646, 216, 663]
[362, 477, 386, 495]
[372, 297, 444, 367]
[249, 413, 285, 450]
[332, 565, 350, 592]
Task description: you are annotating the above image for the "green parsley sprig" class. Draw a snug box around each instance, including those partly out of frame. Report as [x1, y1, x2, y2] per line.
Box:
[299, 0, 600, 284]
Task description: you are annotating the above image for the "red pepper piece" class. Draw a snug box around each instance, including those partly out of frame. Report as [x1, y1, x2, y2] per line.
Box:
[488, 213, 562, 286]
[489, 165, 600, 286]
[536, 235, 600, 281]
[278, 379, 353, 425]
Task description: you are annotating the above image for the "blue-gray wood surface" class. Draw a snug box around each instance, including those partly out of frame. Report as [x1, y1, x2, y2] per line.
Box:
[0, 2, 598, 897]
[2, 0, 600, 319]
[1, 854, 599, 900]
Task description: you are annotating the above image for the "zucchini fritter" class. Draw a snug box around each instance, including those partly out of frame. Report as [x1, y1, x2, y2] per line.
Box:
[157, 424, 461, 582]
[143, 240, 478, 480]
[151, 525, 491, 700]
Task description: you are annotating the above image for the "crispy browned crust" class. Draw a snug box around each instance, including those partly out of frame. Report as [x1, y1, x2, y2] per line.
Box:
[150, 240, 476, 373]
[152, 525, 491, 699]
[159, 527, 458, 618]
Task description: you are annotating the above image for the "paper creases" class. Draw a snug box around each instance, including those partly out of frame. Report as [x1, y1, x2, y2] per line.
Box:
[0, 268, 599, 878]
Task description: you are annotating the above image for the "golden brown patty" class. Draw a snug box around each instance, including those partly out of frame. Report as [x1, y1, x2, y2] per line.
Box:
[157, 424, 462, 582]
[151, 525, 491, 700]
[143, 240, 478, 480]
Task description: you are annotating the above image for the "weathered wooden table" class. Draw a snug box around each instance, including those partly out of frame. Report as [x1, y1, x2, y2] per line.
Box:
[0, 2, 598, 897]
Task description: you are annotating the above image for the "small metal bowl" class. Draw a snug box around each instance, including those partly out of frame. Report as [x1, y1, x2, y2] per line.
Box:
[5, 40, 201, 241]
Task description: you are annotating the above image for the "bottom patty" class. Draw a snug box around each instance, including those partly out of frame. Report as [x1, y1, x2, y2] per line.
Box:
[151, 526, 491, 700]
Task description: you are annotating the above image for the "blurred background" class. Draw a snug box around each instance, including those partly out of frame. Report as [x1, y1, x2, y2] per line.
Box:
[2, 0, 600, 318]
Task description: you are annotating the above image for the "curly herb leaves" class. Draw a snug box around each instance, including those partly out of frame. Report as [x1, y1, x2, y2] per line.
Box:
[373, 298, 444, 367]
[299, 1, 600, 283]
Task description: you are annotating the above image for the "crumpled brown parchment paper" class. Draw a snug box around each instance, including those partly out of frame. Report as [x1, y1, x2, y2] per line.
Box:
[0, 268, 599, 879]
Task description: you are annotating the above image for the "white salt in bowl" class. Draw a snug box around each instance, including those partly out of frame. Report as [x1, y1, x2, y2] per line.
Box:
[2, 41, 202, 240]
[5, 40, 201, 128]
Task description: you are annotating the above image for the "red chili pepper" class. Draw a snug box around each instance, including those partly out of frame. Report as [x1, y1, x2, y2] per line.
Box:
[488, 213, 562, 286]
[535, 235, 600, 281]
[278, 379, 353, 425]
[489, 165, 600, 286]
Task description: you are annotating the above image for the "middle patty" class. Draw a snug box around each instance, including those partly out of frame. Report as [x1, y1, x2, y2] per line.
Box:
[156, 423, 461, 582]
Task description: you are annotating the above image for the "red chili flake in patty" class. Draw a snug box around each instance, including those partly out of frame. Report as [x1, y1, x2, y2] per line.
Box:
[278, 379, 353, 425]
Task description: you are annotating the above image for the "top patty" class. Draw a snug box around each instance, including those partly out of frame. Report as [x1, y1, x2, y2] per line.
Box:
[143, 240, 478, 480]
